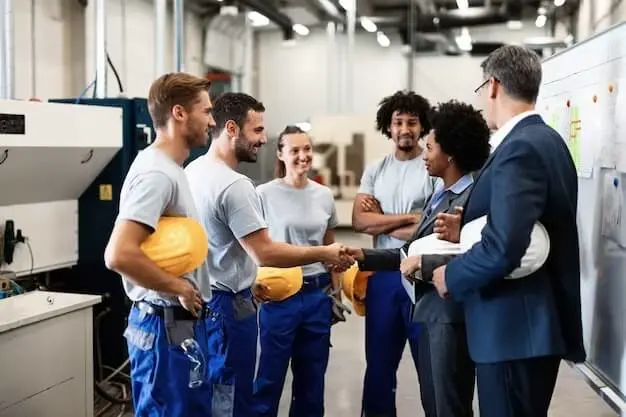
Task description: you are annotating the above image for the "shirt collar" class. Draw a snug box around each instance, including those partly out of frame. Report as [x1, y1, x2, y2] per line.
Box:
[489, 110, 539, 152]
[448, 173, 474, 195]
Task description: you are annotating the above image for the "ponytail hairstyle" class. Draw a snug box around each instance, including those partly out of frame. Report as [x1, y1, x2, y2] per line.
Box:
[275, 125, 306, 178]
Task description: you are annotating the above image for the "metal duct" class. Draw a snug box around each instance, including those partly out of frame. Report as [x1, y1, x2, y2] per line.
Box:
[238, 0, 295, 40]
[0, 0, 14, 100]
[94, 0, 107, 98]
[155, 0, 167, 77]
[401, 6, 510, 33]
[173, 0, 185, 72]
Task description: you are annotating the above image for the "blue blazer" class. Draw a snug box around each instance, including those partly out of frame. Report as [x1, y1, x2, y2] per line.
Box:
[445, 114, 586, 364]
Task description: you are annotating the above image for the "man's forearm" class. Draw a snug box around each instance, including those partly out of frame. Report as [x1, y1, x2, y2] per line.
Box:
[253, 242, 329, 268]
[353, 212, 417, 236]
[388, 223, 419, 241]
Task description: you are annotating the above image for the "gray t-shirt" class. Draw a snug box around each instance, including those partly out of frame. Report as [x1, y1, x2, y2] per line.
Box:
[358, 154, 437, 249]
[257, 179, 338, 277]
[185, 154, 267, 293]
[116, 146, 211, 304]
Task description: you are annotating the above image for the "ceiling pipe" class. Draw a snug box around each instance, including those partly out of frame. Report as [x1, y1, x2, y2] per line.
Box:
[94, 0, 107, 98]
[155, 0, 167, 77]
[238, 0, 295, 40]
[0, 0, 14, 100]
[399, 6, 510, 33]
[173, 0, 185, 72]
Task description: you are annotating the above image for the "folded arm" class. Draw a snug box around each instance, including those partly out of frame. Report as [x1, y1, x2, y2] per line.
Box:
[444, 139, 548, 300]
[352, 194, 418, 236]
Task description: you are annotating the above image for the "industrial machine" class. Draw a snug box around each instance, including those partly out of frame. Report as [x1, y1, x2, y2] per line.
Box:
[46, 97, 209, 382]
[0, 99, 122, 416]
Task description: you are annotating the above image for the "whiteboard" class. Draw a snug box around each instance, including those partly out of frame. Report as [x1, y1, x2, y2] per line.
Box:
[536, 21, 626, 409]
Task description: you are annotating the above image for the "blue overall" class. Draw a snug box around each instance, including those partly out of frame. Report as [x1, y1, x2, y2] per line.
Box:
[206, 287, 259, 417]
[124, 303, 213, 417]
[253, 273, 333, 417]
[361, 270, 421, 416]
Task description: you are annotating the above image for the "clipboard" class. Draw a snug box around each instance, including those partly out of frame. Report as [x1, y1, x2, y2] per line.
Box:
[400, 248, 417, 304]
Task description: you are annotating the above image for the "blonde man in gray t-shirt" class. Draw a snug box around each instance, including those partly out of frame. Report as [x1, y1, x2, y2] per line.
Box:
[104, 73, 215, 417]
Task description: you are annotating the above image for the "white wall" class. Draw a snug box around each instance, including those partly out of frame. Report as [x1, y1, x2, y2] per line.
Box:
[12, 0, 206, 101]
[576, 0, 626, 41]
[255, 22, 550, 136]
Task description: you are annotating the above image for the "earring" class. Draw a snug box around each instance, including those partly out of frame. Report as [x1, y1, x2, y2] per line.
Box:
[448, 156, 453, 163]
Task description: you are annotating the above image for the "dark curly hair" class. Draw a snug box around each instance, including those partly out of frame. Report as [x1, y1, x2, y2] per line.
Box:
[375, 90, 431, 138]
[212, 92, 265, 135]
[428, 100, 491, 174]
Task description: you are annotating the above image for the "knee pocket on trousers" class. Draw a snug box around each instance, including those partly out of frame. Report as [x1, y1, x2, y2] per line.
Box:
[124, 325, 157, 384]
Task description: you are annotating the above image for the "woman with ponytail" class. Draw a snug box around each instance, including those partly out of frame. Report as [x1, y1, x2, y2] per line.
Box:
[253, 125, 343, 417]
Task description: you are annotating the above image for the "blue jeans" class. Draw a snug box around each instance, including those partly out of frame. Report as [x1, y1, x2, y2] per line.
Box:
[254, 273, 333, 417]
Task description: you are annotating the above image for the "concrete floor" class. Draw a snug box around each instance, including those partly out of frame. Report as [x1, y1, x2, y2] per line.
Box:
[100, 231, 619, 417]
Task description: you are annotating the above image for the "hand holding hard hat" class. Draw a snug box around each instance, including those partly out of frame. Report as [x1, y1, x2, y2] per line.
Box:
[341, 263, 372, 316]
[255, 266, 304, 302]
[140, 216, 209, 277]
[408, 215, 550, 280]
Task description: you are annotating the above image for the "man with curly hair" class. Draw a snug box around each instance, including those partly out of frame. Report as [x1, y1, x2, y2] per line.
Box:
[348, 100, 491, 417]
[351, 90, 438, 416]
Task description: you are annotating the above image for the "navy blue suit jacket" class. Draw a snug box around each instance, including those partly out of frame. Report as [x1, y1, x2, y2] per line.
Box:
[445, 114, 586, 364]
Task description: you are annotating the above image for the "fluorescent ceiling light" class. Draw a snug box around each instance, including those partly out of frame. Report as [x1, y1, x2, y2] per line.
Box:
[507, 20, 524, 30]
[377, 31, 390, 47]
[247, 11, 270, 27]
[554, 0, 565, 6]
[293, 24, 310, 36]
[360, 17, 377, 33]
[456, 0, 469, 9]
[339, 0, 355, 11]
[535, 14, 547, 28]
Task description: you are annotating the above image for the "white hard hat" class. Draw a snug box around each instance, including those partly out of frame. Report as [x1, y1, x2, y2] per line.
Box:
[407, 215, 550, 280]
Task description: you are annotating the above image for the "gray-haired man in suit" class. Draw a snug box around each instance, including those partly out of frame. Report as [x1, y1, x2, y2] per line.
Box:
[347, 100, 491, 417]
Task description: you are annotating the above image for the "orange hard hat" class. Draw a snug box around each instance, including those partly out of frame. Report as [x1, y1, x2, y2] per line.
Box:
[256, 266, 304, 301]
[341, 263, 372, 316]
[140, 217, 208, 277]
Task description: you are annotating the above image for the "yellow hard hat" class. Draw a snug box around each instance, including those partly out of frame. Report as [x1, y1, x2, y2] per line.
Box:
[341, 263, 372, 316]
[140, 217, 208, 277]
[256, 266, 304, 301]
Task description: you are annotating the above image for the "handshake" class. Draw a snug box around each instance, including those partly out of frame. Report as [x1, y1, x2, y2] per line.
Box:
[321, 243, 363, 273]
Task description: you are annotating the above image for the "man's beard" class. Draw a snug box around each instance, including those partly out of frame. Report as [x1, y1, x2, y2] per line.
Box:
[397, 136, 416, 153]
[184, 123, 209, 148]
[234, 133, 258, 163]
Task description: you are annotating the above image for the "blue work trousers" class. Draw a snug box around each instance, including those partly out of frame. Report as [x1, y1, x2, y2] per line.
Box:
[254, 274, 333, 417]
[206, 288, 259, 417]
[124, 304, 213, 417]
[361, 270, 421, 417]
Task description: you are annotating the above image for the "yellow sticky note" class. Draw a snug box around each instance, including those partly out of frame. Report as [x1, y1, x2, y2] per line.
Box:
[99, 184, 113, 201]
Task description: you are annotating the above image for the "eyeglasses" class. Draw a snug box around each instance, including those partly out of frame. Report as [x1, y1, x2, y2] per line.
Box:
[474, 77, 499, 95]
